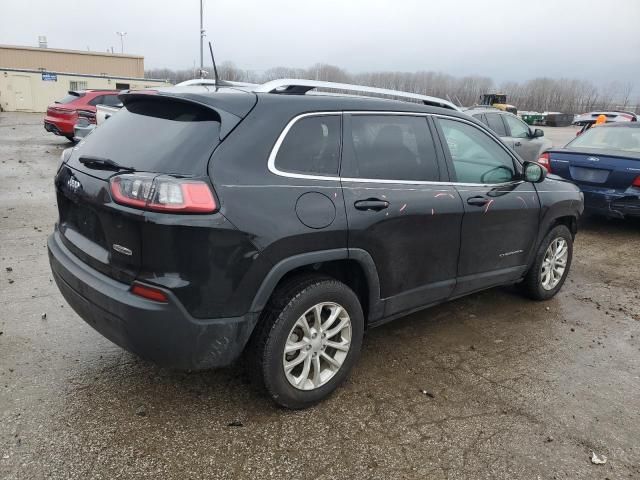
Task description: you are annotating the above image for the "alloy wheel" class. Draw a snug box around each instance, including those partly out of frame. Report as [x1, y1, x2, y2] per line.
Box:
[282, 302, 352, 391]
[541, 237, 568, 290]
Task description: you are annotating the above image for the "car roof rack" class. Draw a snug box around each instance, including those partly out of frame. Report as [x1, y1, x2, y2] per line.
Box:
[464, 105, 501, 111]
[252, 79, 460, 111]
[175, 79, 259, 88]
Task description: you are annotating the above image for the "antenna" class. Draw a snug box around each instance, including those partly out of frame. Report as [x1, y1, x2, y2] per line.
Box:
[208, 41, 219, 84]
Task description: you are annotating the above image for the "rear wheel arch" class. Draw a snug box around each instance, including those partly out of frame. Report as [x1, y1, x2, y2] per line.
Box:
[250, 249, 382, 325]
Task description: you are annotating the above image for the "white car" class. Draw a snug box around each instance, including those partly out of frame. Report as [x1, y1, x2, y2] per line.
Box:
[72, 103, 122, 142]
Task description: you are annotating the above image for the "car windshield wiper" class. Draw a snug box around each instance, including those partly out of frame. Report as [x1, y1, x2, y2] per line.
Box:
[79, 156, 135, 172]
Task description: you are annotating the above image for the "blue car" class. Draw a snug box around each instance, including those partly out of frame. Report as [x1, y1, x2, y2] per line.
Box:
[540, 123, 640, 219]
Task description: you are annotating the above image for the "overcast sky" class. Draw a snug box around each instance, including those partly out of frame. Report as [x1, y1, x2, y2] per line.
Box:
[3, 0, 640, 87]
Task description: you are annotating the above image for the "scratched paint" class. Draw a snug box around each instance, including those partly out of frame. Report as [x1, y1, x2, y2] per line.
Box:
[399, 203, 407, 212]
[484, 199, 494, 214]
[434, 192, 455, 199]
[516, 196, 527, 208]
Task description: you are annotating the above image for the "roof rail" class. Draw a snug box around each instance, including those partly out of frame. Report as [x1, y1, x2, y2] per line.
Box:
[253, 79, 461, 111]
[175, 79, 259, 88]
[464, 105, 501, 111]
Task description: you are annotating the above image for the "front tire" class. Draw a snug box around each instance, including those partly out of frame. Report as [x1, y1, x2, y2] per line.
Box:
[520, 225, 573, 300]
[249, 275, 364, 409]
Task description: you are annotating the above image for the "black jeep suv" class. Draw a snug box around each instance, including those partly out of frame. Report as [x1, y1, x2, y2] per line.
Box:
[48, 80, 583, 408]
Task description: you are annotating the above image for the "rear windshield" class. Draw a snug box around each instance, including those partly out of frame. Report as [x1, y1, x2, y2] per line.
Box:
[56, 92, 84, 104]
[71, 98, 221, 175]
[568, 126, 640, 153]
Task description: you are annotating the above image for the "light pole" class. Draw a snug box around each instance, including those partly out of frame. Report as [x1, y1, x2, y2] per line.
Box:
[199, 0, 206, 78]
[115, 32, 127, 54]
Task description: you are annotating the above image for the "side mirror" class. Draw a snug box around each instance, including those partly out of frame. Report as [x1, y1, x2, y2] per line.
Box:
[532, 128, 544, 138]
[524, 161, 547, 183]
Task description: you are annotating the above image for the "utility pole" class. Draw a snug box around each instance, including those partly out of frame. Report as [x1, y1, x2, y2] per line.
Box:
[116, 32, 127, 54]
[199, 0, 206, 78]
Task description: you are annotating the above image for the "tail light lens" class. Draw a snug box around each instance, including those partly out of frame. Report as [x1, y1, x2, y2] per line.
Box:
[538, 152, 551, 173]
[48, 106, 74, 116]
[110, 174, 217, 213]
[632, 176, 640, 188]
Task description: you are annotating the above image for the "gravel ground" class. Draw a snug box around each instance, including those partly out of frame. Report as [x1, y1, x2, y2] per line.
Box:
[1, 113, 639, 479]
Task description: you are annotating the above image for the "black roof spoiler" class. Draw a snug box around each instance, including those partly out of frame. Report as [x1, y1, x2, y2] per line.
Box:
[118, 90, 257, 140]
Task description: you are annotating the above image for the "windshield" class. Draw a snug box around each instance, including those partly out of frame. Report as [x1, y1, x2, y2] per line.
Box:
[568, 126, 640, 153]
[69, 98, 221, 175]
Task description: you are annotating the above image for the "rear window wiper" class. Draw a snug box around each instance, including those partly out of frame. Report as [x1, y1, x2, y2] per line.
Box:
[79, 156, 136, 172]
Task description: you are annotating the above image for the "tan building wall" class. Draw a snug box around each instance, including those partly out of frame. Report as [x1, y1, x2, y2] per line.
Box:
[0, 69, 171, 113]
[0, 45, 144, 78]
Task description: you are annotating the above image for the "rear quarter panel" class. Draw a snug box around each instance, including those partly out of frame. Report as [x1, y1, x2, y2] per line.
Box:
[208, 98, 349, 313]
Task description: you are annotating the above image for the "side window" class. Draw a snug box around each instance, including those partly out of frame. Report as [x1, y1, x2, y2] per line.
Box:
[438, 118, 516, 184]
[485, 113, 508, 137]
[88, 95, 104, 106]
[503, 115, 530, 138]
[101, 95, 122, 107]
[473, 113, 489, 127]
[274, 115, 341, 176]
[345, 115, 439, 181]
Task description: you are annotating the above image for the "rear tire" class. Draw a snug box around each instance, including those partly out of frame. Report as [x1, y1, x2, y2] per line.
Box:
[249, 275, 364, 409]
[520, 225, 573, 300]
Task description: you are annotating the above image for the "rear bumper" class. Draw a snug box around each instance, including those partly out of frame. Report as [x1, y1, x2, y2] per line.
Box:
[582, 187, 640, 218]
[48, 230, 258, 370]
[44, 116, 74, 136]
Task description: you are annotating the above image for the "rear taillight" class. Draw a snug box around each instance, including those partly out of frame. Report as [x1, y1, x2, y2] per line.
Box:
[538, 152, 551, 173]
[632, 176, 640, 188]
[131, 282, 168, 303]
[48, 106, 74, 116]
[110, 174, 217, 213]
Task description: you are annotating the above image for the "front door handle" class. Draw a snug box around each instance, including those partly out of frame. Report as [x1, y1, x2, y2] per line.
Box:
[514, 141, 522, 147]
[354, 198, 390, 211]
[467, 195, 489, 206]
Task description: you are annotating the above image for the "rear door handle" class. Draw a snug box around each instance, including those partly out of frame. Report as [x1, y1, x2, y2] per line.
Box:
[354, 199, 390, 211]
[467, 195, 489, 206]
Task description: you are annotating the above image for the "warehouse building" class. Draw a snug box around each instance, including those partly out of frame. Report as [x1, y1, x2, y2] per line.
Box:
[0, 44, 170, 112]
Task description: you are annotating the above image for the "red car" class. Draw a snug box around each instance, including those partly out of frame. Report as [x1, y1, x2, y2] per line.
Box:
[44, 90, 122, 141]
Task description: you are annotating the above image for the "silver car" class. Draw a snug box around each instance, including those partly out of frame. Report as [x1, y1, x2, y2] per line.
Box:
[464, 107, 552, 163]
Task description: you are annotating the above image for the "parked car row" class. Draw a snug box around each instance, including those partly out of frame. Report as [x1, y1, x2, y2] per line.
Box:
[573, 110, 638, 135]
[464, 106, 552, 163]
[73, 103, 123, 142]
[44, 89, 122, 142]
[540, 122, 640, 219]
[462, 106, 639, 219]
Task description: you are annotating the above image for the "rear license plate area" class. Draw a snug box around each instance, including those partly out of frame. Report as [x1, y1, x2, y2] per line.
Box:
[569, 166, 610, 184]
